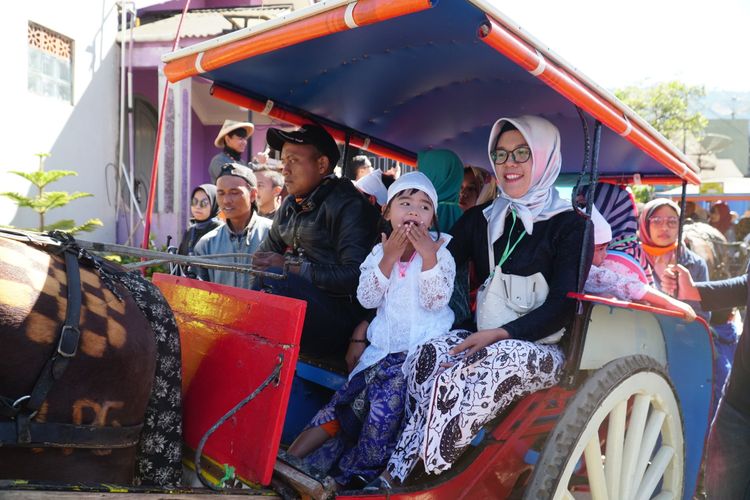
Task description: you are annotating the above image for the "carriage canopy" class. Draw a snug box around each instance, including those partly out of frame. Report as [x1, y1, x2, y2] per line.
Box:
[163, 0, 700, 185]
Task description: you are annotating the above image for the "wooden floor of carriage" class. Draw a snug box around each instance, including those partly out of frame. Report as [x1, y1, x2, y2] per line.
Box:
[0, 492, 278, 499]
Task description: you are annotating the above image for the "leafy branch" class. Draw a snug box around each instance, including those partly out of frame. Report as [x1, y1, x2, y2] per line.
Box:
[0, 154, 102, 234]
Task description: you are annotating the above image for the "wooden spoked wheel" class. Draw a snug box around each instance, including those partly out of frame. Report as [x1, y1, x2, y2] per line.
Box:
[523, 355, 684, 500]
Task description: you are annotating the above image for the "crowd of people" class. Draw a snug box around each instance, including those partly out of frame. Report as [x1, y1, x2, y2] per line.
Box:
[171, 115, 748, 495]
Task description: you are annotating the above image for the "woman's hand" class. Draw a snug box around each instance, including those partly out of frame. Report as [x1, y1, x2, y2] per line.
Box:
[345, 321, 370, 373]
[661, 264, 701, 301]
[449, 328, 510, 358]
[406, 223, 443, 271]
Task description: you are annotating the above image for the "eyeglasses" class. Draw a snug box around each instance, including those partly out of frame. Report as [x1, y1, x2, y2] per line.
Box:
[648, 216, 679, 228]
[491, 146, 531, 165]
[191, 198, 210, 208]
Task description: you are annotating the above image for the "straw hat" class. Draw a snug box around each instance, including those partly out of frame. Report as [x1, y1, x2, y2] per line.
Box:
[214, 120, 255, 148]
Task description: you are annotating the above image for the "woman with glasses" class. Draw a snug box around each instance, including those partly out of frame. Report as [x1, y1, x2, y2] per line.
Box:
[639, 198, 709, 321]
[372, 116, 592, 488]
[177, 184, 222, 258]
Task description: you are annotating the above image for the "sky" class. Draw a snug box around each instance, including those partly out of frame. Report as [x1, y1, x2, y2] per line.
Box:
[494, 0, 750, 93]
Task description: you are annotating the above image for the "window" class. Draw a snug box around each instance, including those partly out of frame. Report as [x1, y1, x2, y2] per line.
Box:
[28, 22, 73, 103]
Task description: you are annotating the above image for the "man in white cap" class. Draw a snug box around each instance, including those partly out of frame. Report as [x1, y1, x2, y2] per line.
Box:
[209, 119, 254, 183]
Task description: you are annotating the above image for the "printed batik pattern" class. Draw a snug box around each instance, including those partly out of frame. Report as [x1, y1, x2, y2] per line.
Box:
[301, 353, 408, 485]
[114, 270, 183, 487]
[387, 331, 564, 481]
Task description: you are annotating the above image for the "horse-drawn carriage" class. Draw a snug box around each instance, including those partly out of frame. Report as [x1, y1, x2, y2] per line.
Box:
[1, 1, 714, 499]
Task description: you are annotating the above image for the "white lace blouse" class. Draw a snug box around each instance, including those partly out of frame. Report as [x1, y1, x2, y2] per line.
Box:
[351, 233, 455, 380]
[585, 265, 648, 302]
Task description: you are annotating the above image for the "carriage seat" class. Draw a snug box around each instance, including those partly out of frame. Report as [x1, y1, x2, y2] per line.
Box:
[295, 353, 348, 391]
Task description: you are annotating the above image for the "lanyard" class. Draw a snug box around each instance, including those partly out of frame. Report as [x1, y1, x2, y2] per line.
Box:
[497, 210, 526, 269]
[397, 251, 417, 278]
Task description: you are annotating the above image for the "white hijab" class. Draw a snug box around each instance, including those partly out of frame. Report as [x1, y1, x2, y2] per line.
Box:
[483, 115, 571, 245]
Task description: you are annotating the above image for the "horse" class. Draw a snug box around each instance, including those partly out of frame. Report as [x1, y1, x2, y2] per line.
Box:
[682, 221, 749, 280]
[0, 231, 182, 486]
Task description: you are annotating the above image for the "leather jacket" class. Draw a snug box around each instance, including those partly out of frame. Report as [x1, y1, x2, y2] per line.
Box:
[258, 176, 380, 298]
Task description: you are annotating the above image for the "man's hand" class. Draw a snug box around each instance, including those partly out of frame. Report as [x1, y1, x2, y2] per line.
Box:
[252, 251, 285, 271]
[661, 264, 701, 301]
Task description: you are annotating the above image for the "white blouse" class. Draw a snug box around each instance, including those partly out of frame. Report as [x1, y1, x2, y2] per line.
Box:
[351, 233, 455, 380]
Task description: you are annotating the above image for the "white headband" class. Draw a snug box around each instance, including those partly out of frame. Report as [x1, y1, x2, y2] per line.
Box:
[386, 171, 439, 210]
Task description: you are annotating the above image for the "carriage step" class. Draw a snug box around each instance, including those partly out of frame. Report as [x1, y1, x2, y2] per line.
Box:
[274, 451, 337, 500]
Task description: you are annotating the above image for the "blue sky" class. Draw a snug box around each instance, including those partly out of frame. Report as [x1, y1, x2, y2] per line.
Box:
[495, 0, 750, 92]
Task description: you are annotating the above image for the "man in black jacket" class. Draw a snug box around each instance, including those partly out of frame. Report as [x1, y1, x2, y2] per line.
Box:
[253, 124, 380, 358]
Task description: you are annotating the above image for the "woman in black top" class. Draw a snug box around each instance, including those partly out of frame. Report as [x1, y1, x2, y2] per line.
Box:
[382, 116, 592, 485]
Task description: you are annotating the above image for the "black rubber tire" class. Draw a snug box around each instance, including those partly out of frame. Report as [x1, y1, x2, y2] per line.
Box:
[521, 355, 684, 500]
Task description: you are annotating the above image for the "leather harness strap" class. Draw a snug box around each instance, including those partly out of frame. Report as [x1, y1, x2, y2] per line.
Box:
[0, 231, 141, 449]
[0, 421, 143, 449]
[15, 243, 82, 445]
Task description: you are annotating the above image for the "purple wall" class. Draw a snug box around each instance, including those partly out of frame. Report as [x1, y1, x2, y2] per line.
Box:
[140, 0, 264, 14]
[133, 67, 158, 106]
[190, 110, 221, 188]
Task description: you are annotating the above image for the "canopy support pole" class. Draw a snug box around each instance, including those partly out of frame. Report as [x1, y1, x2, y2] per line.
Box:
[563, 119, 601, 388]
[142, 0, 191, 250]
[673, 180, 689, 297]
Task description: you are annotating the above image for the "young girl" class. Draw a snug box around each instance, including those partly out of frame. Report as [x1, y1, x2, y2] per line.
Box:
[586, 207, 696, 321]
[287, 172, 456, 488]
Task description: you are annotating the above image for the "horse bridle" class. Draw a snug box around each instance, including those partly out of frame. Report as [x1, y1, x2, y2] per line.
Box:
[0, 229, 143, 449]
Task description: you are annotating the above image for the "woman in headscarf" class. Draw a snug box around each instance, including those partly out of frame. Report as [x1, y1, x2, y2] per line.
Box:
[638, 198, 709, 321]
[177, 184, 221, 256]
[710, 201, 736, 241]
[373, 116, 592, 487]
[417, 149, 464, 232]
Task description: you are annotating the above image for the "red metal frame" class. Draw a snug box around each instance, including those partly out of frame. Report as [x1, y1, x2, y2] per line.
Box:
[142, 0, 191, 250]
[210, 85, 418, 166]
[164, 0, 433, 83]
[478, 17, 700, 186]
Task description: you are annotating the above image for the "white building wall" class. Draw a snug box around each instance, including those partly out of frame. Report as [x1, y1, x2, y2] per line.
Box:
[0, 1, 120, 242]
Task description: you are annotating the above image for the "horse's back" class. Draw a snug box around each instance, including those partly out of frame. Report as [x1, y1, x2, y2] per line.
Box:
[0, 236, 157, 483]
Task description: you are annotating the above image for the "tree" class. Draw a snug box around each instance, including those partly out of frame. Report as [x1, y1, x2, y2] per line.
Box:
[1, 153, 103, 234]
[615, 81, 708, 150]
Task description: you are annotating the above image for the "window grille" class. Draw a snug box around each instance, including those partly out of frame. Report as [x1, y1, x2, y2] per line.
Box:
[28, 22, 73, 103]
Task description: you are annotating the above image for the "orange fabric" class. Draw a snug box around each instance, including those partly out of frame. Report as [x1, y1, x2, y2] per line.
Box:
[320, 419, 340, 437]
[642, 241, 678, 258]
